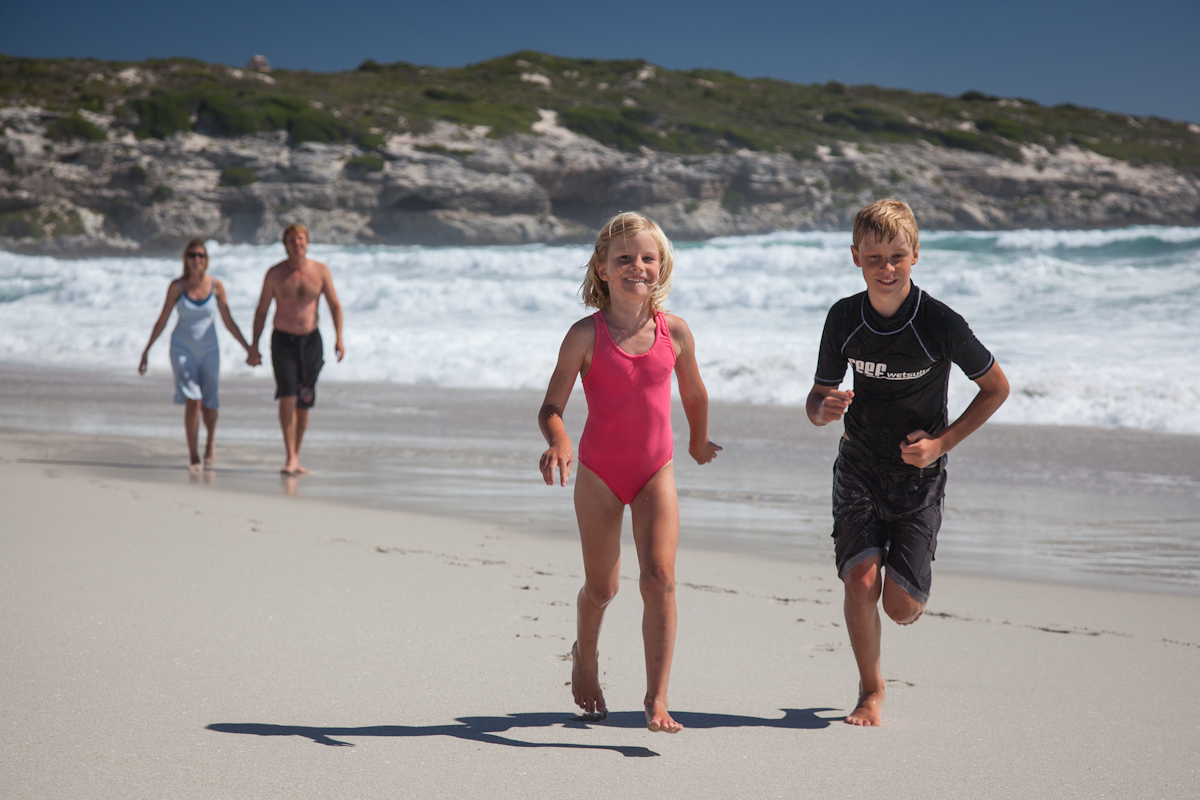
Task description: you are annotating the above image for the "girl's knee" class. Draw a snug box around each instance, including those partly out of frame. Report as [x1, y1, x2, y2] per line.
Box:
[581, 582, 618, 608]
[639, 564, 675, 596]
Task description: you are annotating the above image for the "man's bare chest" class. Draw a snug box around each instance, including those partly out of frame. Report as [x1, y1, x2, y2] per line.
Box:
[276, 271, 322, 302]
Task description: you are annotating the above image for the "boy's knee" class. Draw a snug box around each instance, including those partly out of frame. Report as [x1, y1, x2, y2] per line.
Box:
[843, 562, 882, 605]
[882, 588, 923, 624]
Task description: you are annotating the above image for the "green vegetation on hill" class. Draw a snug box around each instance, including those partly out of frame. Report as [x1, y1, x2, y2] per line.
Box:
[2, 51, 1197, 171]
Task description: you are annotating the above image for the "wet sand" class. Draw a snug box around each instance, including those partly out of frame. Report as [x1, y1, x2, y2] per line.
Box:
[2, 364, 1199, 591]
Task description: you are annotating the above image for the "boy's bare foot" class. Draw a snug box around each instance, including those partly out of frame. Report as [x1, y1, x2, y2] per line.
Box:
[645, 700, 683, 733]
[845, 690, 884, 726]
[570, 641, 607, 720]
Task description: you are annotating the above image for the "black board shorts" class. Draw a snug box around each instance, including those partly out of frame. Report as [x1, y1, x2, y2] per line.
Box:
[831, 438, 947, 604]
[271, 329, 324, 409]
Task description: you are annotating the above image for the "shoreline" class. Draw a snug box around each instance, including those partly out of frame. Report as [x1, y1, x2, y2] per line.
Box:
[3, 363, 1199, 595]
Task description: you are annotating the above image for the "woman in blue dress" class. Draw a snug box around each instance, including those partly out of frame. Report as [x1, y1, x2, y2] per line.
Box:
[139, 239, 253, 472]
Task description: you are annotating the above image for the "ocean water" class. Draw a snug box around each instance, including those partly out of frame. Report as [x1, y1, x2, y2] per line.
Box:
[2, 225, 1198, 434]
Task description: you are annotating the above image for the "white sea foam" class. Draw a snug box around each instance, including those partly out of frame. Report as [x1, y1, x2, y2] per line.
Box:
[2, 226, 1197, 434]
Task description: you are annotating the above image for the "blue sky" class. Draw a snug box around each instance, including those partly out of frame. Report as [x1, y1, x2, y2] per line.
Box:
[4, 0, 1198, 123]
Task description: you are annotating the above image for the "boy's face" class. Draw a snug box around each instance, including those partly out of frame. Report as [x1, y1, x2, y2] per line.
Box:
[851, 231, 918, 308]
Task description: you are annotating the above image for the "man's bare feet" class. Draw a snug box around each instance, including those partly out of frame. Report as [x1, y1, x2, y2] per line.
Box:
[570, 641, 607, 721]
[188, 461, 203, 474]
[645, 700, 683, 733]
[845, 690, 884, 726]
[203, 456, 215, 470]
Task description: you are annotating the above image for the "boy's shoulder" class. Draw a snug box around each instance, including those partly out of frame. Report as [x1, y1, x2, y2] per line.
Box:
[911, 288, 972, 330]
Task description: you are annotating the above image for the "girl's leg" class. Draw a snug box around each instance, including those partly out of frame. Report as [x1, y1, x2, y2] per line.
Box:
[184, 399, 202, 471]
[572, 465, 625, 718]
[202, 407, 218, 465]
[629, 461, 682, 733]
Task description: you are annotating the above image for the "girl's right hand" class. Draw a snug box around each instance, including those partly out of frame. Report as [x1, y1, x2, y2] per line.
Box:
[540, 443, 574, 486]
[138, 352, 149, 375]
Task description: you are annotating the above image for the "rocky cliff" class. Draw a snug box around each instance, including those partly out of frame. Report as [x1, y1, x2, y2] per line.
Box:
[3, 105, 1199, 256]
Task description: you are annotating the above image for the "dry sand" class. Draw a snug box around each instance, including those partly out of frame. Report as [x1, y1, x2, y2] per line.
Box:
[3, 429, 1199, 799]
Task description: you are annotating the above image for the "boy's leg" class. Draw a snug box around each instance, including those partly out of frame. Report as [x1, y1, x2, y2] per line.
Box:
[843, 555, 885, 726]
[572, 465, 625, 719]
[629, 462, 682, 733]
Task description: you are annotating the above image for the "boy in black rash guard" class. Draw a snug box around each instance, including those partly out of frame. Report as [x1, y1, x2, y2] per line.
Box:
[806, 199, 1009, 727]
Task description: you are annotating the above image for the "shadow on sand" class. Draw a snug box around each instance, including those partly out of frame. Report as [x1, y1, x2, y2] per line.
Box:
[207, 708, 839, 758]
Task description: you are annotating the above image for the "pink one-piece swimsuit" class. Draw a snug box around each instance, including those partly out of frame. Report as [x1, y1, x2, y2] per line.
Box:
[578, 311, 676, 505]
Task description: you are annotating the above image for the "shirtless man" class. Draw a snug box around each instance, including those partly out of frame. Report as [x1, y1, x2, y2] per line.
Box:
[247, 223, 345, 475]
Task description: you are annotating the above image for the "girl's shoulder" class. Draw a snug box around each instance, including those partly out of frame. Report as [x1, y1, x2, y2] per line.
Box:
[563, 313, 599, 344]
[662, 312, 692, 337]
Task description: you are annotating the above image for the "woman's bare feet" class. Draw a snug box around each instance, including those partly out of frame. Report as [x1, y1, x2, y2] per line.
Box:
[845, 690, 884, 726]
[645, 700, 683, 733]
[570, 641, 607, 720]
[280, 459, 309, 476]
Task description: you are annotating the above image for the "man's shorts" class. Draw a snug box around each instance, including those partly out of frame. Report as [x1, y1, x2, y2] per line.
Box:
[831, 438, 947, 604]
[271, 329, 324, 409]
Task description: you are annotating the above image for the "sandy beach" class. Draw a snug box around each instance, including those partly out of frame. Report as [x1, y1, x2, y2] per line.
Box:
[3, 367, 1200, 798]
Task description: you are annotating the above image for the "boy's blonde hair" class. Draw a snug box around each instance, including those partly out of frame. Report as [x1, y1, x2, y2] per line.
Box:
[282, 222, 309, 243]
[581, 212, 674, 311]
[852, 199, 919, 249]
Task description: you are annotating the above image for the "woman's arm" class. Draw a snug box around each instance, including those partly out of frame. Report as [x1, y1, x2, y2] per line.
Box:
[668, 315, 721, 465]
[213, 280, 252, 351]
[538, 318, 593, 486]
[139, 281, 182, 374]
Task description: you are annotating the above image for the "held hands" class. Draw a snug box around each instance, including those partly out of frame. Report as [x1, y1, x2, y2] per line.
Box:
[245, 346, 262, 367]
[900, 429, 943, 469]
[540, 442, 573, 487]
[817, 389, 854, 423]
[690, 440, 722, 465]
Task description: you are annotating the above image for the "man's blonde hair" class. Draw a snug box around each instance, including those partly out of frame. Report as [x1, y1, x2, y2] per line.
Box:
[581, 212, 674, 311]
[852, 199, 919, 249]
[282, 222, 309, 243]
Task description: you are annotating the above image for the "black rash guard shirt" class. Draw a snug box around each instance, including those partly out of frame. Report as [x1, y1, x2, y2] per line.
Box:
[814, 284, 994, 470]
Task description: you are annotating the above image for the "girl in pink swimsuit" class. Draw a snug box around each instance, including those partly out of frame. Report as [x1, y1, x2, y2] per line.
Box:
[538, 212, 721, 734]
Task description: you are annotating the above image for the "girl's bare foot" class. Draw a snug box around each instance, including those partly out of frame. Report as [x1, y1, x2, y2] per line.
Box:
[571, 641, 607, 720]
[645, 700, 682, 733]
[845, 690, 884, 726]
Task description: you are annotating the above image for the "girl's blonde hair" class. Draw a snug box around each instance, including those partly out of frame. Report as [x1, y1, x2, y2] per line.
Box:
[581, 212, 675, 311]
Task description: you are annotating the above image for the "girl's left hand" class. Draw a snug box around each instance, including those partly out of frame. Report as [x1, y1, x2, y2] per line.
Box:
[689, 441, 722, 465]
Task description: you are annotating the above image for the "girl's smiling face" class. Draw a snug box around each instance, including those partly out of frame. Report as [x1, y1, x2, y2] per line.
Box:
[598, 231, 661, 303]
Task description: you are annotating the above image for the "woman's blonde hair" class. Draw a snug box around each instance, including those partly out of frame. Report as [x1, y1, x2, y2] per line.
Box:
[181, 238, 208, 280]
[580, 212, 674, 311]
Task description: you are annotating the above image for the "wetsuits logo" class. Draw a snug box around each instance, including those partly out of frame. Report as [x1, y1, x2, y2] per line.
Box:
[848, 358, 932, 381]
